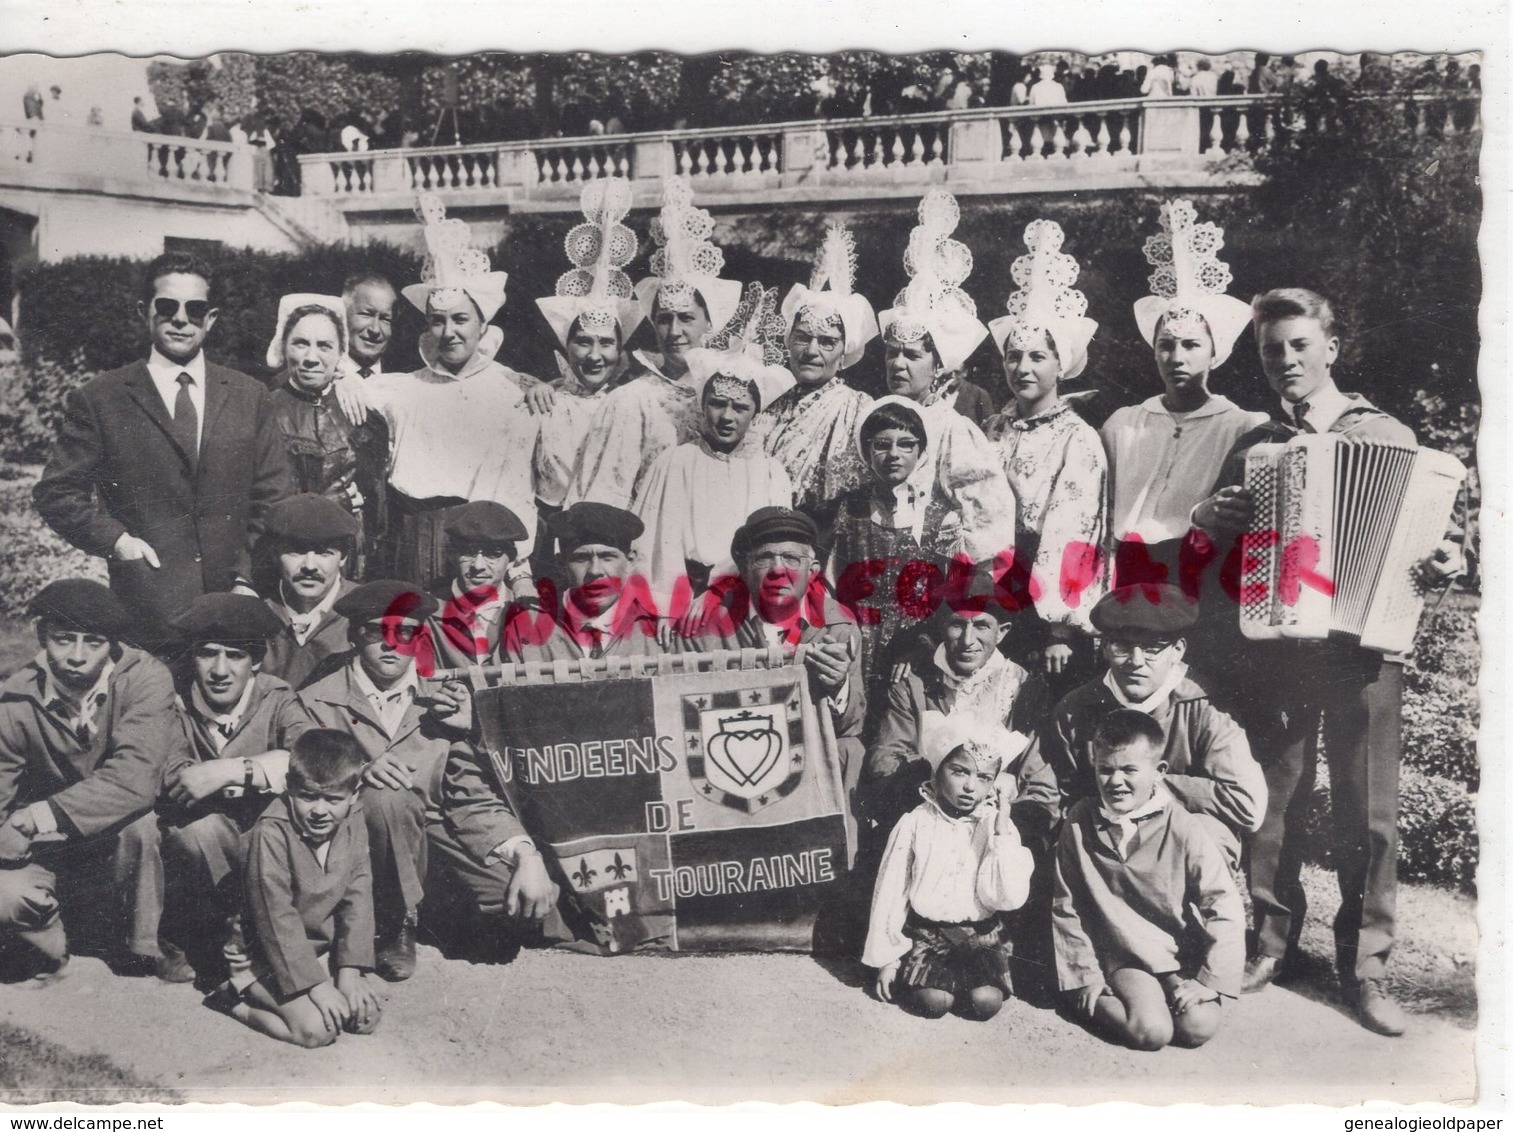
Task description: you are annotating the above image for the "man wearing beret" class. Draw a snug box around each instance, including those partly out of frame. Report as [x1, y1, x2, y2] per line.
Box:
[685, 507, 866, 782]
[504, 502, 666, 663]
[429, 501, 537, 670]
[1043, 584, 1266, 870]
[0, 580, 189, 982]
[865, 587, 1060, 848]
[297, 580, 470, 981]
[157, 593, 313, 983]
[257, 495, 360, 690]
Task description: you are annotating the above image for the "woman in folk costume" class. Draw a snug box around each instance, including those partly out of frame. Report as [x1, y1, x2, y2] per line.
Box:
[755, 220, 879, 515]
[875, 189, 1017, 567]
[531, 178, 644, 573]
[632, 284, 796, 608]
[1100, 199, 1265, 585]
[983, 219, 1108, 688]
[824, 396, 962, 700]
[565, 177, 744, 510]
[335, 193, 545, 590]
[265, 293, 386, 577]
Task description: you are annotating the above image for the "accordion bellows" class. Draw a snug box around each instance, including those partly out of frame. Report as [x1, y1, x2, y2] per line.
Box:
[1240, 436, 1466, 654]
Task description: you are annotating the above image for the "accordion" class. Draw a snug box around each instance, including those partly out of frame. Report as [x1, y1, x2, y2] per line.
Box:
[1239, 436, 1465, 654]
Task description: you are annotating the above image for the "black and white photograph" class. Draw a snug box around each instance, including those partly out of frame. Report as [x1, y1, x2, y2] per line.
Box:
[0, 2, 1500, 1109]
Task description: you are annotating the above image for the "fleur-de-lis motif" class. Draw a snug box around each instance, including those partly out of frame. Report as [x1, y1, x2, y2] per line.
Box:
[606, 853, 633, 881]
[572, 858, 597, 888]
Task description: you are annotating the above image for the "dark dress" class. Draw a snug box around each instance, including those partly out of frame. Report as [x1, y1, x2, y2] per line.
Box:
[268, 381, 386, 578]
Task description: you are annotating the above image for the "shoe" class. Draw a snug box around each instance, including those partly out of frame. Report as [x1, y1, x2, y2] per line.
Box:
[1241, 955, 1283, 994]
[375, 910, 418, 982]
[201, 981, 240, 1016]
[156, 942, 196, 984]
[1349, 978, 1408, 1037]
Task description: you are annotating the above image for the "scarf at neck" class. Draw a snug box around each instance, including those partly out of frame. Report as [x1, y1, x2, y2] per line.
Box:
[1102, 661, 1189, 714]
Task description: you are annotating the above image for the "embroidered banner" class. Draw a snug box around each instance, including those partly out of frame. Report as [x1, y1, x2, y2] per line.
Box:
[471, 650, 854, 954]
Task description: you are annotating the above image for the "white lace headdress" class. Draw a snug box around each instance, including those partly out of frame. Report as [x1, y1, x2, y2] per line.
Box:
[878, 189, 988, 373]
[779, 220, 879, 371]
[686, 282, 796, 411]
[1132, 199, 1252, 368]
[921, 709, 1030, 776]
[632, 177, 743, 333]
[536, 178, 644, 350]
[400, 191, 510, 322]
[987, 218, 1099, 381]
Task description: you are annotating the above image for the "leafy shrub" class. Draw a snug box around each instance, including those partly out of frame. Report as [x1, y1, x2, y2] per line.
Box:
[1300, 763, 1477, 894]
[1395, 767, 1478, 892]
[1403, 597, 1480, 790]
[0, 472, 106, 620]
[0, 356, 86, 467]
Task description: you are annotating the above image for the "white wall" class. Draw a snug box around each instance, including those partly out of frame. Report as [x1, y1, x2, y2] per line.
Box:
[0, 188, 302, 262]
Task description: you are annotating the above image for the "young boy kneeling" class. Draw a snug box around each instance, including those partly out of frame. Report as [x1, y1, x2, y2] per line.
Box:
[864, 720, 1034, 1020]
[207, 730, 381, 1047]
[1052, 710, 1243, 1050]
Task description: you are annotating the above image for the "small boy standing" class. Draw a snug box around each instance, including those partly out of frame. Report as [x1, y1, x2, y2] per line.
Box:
[1052, 709, 1243, 1051]
[863, 720, 1034, 1021]
[208, 729, 381, 1048]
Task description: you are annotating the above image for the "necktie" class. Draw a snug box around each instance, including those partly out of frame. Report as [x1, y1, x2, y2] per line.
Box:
[587, 627, 605, 660]
[1293, 400, 1314, 433]
[174, 372, 199, 467]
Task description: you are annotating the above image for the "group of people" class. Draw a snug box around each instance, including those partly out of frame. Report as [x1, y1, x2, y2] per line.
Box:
[1, 176, 1462, 1055]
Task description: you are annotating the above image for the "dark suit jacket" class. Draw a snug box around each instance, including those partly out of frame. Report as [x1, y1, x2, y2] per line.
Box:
[34, 359, 295, 635]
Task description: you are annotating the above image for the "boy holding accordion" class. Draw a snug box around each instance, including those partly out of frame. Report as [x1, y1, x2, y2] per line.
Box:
[1192, 288, 1463, 1038]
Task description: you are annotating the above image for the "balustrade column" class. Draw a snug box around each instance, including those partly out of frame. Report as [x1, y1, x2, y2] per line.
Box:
[948, 118, 998, 172]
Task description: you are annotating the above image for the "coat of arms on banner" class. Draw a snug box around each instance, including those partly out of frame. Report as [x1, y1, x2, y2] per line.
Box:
[562, 846, 650, 954]
[683, 683, 805, 813]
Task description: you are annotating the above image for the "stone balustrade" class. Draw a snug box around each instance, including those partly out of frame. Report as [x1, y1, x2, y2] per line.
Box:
[296, 92, 1480, 213]
[0, 121, 252, 195]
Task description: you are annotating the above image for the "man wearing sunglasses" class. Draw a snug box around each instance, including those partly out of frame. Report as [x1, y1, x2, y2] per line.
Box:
[1043, 583, 1267, 871]
[34, 252, 294, 646]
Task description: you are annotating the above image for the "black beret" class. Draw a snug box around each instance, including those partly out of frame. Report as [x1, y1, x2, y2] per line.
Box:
[1090, 585, 1199, 635]
[933, 564, 1014, 625]
[27, 580, 134, 640]
[168, 593, 284, 645]
[548, 502, 643, 555]
[261, 494, 360, 545]
[444, 501, 528, 547]
[730, 506, 819, 563]
[333, 580, 439, 625]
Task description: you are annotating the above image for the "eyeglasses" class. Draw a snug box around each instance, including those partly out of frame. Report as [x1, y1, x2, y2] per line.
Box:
[152, 298, 212, 324]
[867, 437, 921, 455]
[1106, 637, 1179, 660]
[750, 552, 812, 570]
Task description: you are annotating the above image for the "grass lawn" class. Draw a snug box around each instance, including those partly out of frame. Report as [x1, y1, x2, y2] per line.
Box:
[0, 1022, 178, 1103]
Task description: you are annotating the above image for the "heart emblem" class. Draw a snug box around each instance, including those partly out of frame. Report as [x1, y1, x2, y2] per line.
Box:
[706, 712, 782, 789]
